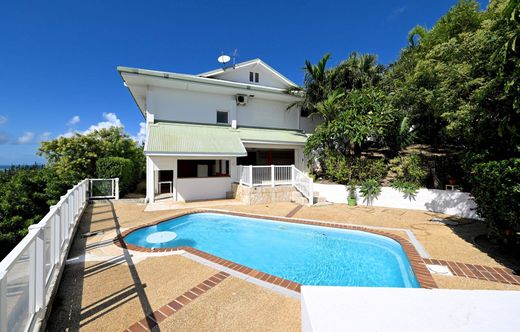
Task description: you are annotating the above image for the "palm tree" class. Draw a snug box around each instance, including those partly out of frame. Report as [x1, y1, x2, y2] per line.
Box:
[287, 53, 332, 114]
[313, 90, 345, 123]
[408, 25, 428, 47]
[330, 52, 384, 91]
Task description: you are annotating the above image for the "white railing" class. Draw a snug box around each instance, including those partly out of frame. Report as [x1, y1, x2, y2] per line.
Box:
[0, 178, 119, 332]
[236, 165, 313, 204]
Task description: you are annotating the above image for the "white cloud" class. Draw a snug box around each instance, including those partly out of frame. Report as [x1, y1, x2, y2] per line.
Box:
[83, 112, 123, 134]
[16, 132, 35, 144]
[0, 115, 7, 125]
[133, 122, 147, 145]
[62, 112, 123, 137]
[67, 115, 80, 126]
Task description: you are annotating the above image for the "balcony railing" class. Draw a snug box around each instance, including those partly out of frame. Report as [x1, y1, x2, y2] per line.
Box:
[0, 178, 119, 332]
[235, 165, 314, 204]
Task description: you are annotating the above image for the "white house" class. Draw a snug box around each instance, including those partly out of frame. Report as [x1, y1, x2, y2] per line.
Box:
[118, 59, 320, 203]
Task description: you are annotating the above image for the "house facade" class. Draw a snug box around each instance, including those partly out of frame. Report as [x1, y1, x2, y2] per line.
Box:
[118, 59, 319, 203]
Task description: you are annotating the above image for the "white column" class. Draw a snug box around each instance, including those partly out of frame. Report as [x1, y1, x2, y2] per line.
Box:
[215, 159, 221, 173]
[146, 156, 155, 203]
[221, 160, 226, 175]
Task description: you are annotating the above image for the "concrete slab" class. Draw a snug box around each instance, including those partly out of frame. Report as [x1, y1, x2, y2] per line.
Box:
[301, 286, 520, 332]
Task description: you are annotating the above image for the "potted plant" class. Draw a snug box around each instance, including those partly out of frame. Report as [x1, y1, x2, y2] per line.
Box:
[347, 184, 357, 206]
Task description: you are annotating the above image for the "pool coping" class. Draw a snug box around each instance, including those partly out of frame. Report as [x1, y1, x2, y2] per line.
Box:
[113, 209, 437, 291]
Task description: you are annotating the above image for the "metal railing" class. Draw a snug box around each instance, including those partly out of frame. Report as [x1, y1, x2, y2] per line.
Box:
[0, 178, 119, 332]
[235, 165, 313, 204]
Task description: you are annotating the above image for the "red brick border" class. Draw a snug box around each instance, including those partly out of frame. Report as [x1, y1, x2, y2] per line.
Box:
[423, 258, 520, 285]
[114, 209, 437, 290]
[126, 271, 230, 332]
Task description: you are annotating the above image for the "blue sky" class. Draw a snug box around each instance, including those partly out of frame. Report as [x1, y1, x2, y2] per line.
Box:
[0, 0, 485, 164]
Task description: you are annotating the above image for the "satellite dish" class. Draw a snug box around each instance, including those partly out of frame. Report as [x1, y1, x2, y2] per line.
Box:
[217, 54, 231, 64]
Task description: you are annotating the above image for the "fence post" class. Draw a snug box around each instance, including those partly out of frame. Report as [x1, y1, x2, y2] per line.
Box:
[115, 178, 120, 200]
[249, 165, 253, 187]
[238, 166, 242, 185]
[0, 270, 7, 332]
[271, 165, 275, 187]
[52, 206, 61, 264]
[29, 225, 46, 314]
[291, 165, 295, 186]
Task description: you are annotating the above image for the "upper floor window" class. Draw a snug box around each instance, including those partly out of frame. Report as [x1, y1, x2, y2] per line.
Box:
[249, 71, 259, 83]
[216, 110, 229, 124]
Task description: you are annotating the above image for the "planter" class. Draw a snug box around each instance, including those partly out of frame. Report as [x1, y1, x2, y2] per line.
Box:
[347, 197, 357, 206]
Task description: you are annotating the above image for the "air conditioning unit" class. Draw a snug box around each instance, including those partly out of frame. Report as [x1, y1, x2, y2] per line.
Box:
[236, 94, 248, 105]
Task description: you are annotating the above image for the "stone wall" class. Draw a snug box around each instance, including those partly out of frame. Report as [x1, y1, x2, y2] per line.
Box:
[230, 183, 295, 205]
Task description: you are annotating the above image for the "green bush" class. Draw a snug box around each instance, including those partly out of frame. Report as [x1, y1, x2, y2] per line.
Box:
[470, 158, 520, 249]
[323, 153, 386, 184]
[390, 154, 428, 186]
[96, 157, 135, 194]
[359, 179, 381, 205]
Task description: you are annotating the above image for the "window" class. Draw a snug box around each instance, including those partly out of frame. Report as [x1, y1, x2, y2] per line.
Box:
[249, 71, 259, 83]
[177, 160, 229, 178]
[216, 111, 228, 124]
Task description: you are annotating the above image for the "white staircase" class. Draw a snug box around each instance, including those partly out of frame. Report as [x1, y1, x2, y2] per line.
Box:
[234, 165, 325, 205]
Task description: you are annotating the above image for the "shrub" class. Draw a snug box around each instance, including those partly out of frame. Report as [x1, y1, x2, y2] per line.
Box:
[323, 153, 386, 184]
[389, 154, 428, 186]
[470, 158, 520, 250]
[359, 179, 381, 205]
[96, 157, 135, 194]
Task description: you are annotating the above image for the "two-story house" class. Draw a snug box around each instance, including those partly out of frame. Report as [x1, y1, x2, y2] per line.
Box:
[118, 59, 319, 203]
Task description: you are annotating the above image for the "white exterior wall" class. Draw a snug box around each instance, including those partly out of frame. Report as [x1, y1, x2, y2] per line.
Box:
[176, 177, 232, 202]
[236, 98, 298, 129]
[211, 64, 288, 89]
[146, 155, 237, 203]
[148, 86, 298, 130]
[148, 87, 237, 125]
[314, 183, 479, 219]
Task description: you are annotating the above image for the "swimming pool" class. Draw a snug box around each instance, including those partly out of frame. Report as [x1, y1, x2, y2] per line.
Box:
[124, 213, 419, 288]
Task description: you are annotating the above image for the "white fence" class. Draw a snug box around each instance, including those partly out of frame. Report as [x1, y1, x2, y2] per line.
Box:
[0, 178, 119, 332]
[235, 165, 314, 204]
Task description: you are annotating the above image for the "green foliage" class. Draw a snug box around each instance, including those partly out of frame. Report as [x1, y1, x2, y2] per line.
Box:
[359, 179, 382, 205]
[305, 87, 396, 156]
[390, 154, 429, 186]
[391, 179, 420, 196]
[348, 184, 357, 199]
[0, 167, 71, 259]
[469, 158, 520, 247]
[322, 153, 386, 185]
[96, 157, 135, 194]
[39, 127, 144, 185]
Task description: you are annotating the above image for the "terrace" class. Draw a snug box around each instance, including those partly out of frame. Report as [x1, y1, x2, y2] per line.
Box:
[2, 180, 520, 331]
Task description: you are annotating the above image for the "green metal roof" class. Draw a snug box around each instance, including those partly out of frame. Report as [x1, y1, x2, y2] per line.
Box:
[145, 122, 307, 156]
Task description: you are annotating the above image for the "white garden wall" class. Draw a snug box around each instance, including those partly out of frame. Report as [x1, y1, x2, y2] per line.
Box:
[314, 183, 479, 219]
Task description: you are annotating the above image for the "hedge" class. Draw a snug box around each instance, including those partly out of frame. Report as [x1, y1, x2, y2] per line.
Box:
[96, 157, 135, 194]
[470, 158, 520, 249]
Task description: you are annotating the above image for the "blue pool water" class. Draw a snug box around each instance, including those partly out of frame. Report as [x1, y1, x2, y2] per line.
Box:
[125, 213, 419, 287]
